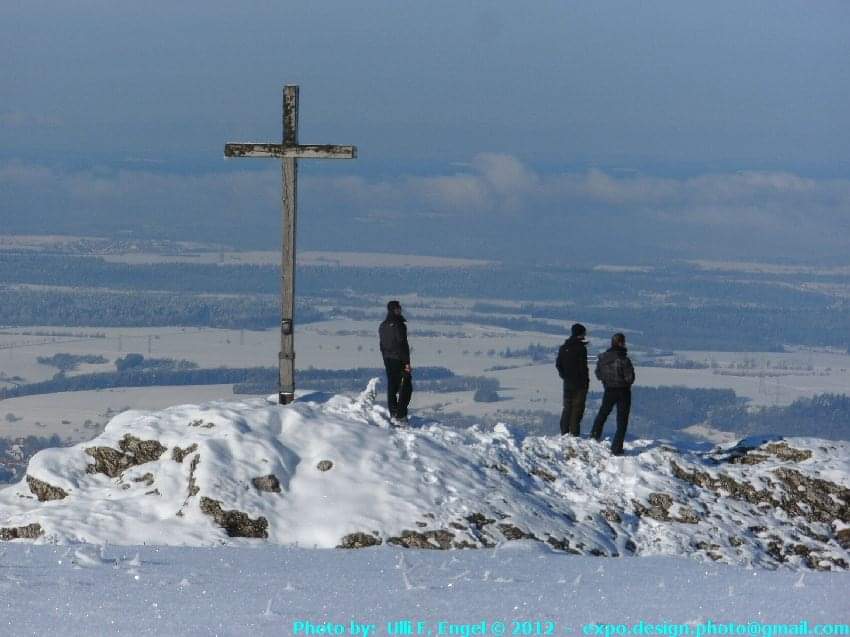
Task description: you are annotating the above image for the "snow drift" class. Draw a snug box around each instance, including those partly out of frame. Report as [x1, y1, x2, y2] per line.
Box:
[1, 379, 848, 570]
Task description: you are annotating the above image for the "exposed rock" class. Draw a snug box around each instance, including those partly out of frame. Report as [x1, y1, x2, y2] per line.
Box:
[26, 475, 68, 501]
[633, 492, 674, 521]
[466, 512, 495, 527]
[649, 492, 673, 509]
[172, 443, 198, 463]
[337, 532, 382, 549]
[0, 523, 43, 541]
[497, 523, 538, 541]
[764, 443, 812, 463]
[132, 473, 154, 487]
[602, 509, 622, 524]
[676, 506, 700, 524]
[84, 446, 127, 478]
[252, 474, 281, 493]
[546, 535, 581, 554]
[119, 435, 166, 464]
[488, 464, 508, 474]
[773, 468, 850, 524]
[671, 462, 779, 507]
[189, 419, 215, 429]
[145, 489, 160, 496]
[449, 521, 466, 530]
[387, 529, 455, 549]
[725, 441, 813, 465]
[674, 460, 849, 524]
[199, 497, 268, 538]
[730, 453, 769, 465]
[836, 529, 850, 549]
[316, 460, 333, 472]
[187, 454, 200, 497]
[531, 467, 556, 482]
[177, 454, 201, 518]
[85, 434, 166, 478]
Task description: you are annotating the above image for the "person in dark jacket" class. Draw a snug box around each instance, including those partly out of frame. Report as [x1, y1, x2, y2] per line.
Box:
[379, 300, 412, 421]
[590, 333, 636, 455]
[555, 323, 590, 436]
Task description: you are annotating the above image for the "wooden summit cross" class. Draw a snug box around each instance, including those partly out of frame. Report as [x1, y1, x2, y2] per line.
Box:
[225, 85, 357, 405]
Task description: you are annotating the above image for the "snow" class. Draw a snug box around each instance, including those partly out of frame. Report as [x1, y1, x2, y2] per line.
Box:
[0, 543, 847, 636]
[1, 381, 849, 572]
[1, 382, 849, 633]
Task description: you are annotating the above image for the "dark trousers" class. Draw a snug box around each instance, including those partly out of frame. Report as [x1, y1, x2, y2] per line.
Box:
[384, 358, 413, 418]
[560, 385, 588, 436]
[591, 388, 631, 455]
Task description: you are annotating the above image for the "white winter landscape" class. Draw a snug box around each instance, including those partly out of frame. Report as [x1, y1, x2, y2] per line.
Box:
[1, 383, 848, 634]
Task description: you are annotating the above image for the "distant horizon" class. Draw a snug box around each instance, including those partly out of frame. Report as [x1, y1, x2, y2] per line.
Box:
[3, 2, 849, 263]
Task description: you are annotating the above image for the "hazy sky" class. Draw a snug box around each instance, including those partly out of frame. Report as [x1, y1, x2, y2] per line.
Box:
[2, 1, 849, 262]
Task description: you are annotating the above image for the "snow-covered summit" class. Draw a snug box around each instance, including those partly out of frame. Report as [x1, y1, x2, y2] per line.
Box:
[1, 379, 848, 571]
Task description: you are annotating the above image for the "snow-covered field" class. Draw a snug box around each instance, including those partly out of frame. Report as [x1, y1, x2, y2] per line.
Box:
[4, 321, 850, 444]
[1, 543, 847, 636]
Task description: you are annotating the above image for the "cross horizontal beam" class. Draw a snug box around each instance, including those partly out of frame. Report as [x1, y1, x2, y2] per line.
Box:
[224, 143, 357, 159]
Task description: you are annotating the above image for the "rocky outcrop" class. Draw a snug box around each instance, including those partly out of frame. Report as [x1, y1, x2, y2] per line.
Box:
[85, 434, 166, 478]
[172, 444, 198, 463]
[671, 462, 850, 525]
[187, 455, 200, 497]
[0, 523, 43, 541]
[632, 492, 700, 524]
[252, 475, 281, 493]
[337, 532, 381, 549]
[726, 441, 813, 465]
[1, 386, 847, 571]
[497, 523, 538, 541]
[199, 497, 268, 538]
[132, 473, 154, 487]
[26, 475, 67, 501]
[773, 467, 850, 524]
[388, 529, 455, 549]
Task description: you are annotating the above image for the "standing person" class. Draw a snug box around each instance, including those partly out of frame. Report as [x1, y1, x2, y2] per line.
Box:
[591, 333, 636, 456]
[555, 323, 589, 436]
[379, 300, 413, 421]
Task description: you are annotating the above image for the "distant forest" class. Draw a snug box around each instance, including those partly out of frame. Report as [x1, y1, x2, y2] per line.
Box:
[0, 362, 498, 402]
[449, 387, 850, 443]
[2, 252, 849, 351]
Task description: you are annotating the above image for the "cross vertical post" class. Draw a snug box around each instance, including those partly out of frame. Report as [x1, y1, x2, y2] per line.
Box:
[225, 85, 357, 405]
[281, 85, 298, 404]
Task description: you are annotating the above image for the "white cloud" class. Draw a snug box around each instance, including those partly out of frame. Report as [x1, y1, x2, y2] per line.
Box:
[2, 156, 849, 259]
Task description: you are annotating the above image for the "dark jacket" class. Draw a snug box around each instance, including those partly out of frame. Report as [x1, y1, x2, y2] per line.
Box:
[556, 335, 589, 390]
[595, 346, 635, 389]
[379, 314, 410, 363]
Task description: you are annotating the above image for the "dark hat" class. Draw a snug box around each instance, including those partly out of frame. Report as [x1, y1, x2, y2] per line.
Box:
[387, 300, 402, 312]
[571, 323, 587, 337]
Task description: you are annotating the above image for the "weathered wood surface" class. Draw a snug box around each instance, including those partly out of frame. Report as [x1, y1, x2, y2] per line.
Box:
[224, 143, 356, 159]
[224, 85, 357, 405]
[280, 85, 298, 404]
